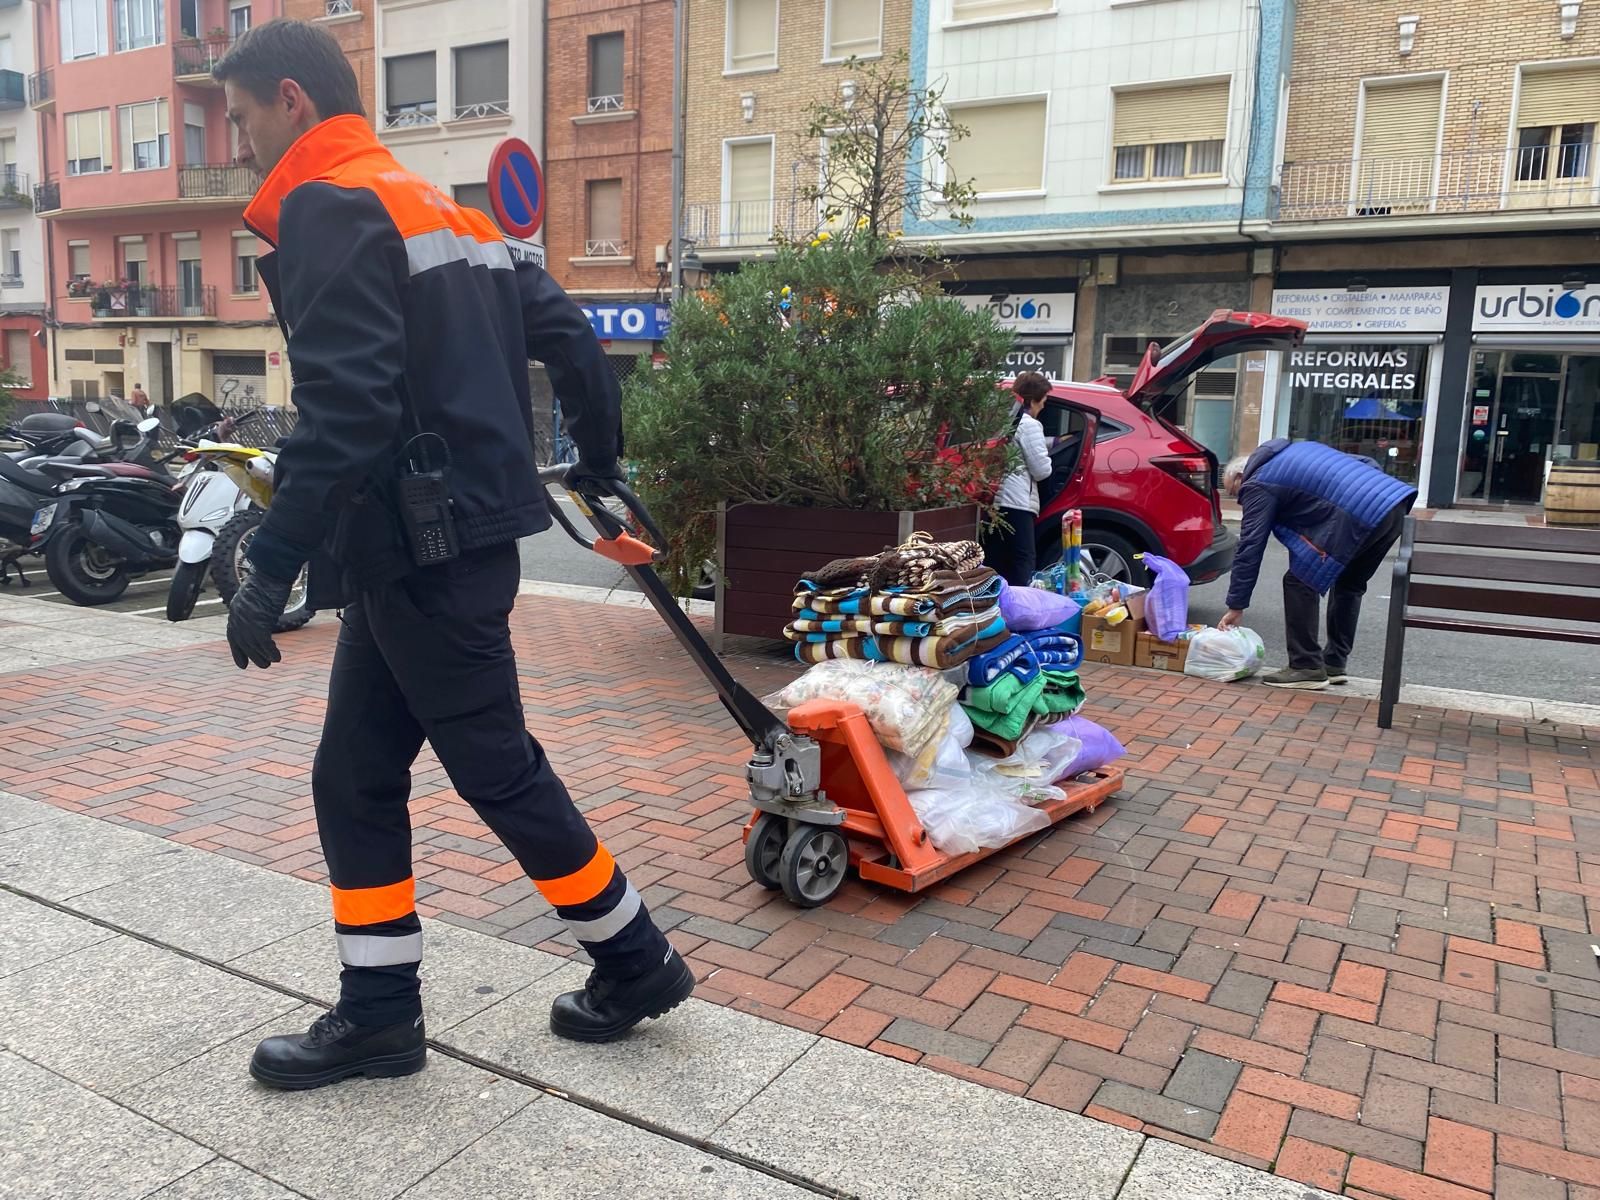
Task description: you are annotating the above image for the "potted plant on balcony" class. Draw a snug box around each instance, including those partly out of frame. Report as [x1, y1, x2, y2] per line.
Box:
[623, 230, 1016, 642]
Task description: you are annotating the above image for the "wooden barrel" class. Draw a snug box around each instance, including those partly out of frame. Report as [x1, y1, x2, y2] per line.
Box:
[1545, 460, 1600, 526]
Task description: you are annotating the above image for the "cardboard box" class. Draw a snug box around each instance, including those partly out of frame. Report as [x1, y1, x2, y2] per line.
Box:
[1135, 630, 1191, 672]
[1081, 614, 1142, 666]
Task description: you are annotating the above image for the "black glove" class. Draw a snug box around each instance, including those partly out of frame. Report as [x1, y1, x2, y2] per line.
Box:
[226, 569, 294, 670]
[568, 456, 624, 495]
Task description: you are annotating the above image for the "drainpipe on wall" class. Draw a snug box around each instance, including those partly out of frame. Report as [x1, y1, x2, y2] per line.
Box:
[669, 0, 685, 301]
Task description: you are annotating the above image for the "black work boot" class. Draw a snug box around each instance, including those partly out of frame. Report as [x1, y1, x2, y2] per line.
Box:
[249, 1009, 426, 1090]
[549, 948, 695, 1043]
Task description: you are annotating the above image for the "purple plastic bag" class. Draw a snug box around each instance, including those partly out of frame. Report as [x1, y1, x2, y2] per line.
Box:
[1000, 584, 1081, 633]
[1140, 552, 1190, 641]
[1046, 715, 1126, 779]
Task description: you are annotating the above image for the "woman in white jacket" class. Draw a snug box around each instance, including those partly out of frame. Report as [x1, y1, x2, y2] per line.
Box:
[983, 371, 1055, 586]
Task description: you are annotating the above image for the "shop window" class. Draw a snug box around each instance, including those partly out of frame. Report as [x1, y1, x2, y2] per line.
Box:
[826, 0, 881, 59]
[1111, 80, 1227, 184]
[1280, 344, 1428, 487]
[950, 0, 1052, 23]
[453, 41, 509, 120]
[383, 52, 437, 128]
[726, 0, 777, 73]
[1355, 77, 1443, 215]
[944, 98, 1048, 195]
[588, 33, 624, 112]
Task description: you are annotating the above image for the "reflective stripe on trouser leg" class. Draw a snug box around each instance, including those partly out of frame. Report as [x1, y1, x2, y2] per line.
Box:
[337, 929, 424, 967]
[328, 877, 423, 1022]
[534, 847, 665, 971]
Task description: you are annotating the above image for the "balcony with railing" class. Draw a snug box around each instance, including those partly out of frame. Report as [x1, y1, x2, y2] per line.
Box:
[0, 168, 30, 208]
[90, 284, 216, 320]
[682, 199, 813, 250]
[178, 163, 256, 201]
[28, 68, 52, 111]
[32, 180, 59, 214]
[173, 35, 232, 83]
[453, 99, 510, 121]
[587, 94, 624, 114]
[1276, 144, 1600, 223]
[382, 103, 438, 131]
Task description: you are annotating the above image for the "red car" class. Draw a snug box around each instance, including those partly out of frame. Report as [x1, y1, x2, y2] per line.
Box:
[1025, 309, 1307, 585]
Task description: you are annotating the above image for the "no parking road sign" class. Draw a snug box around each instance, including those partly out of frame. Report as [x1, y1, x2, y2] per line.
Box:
[487, 137, 545, 239]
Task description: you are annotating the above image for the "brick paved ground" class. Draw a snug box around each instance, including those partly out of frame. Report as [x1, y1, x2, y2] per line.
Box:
[3, 594, 1599, 1200]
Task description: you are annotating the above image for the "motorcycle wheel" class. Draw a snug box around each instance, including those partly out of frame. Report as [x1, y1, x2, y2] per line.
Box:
[211, 509, 315, 633]
[165, 559, 206, 622]
[44, 526, 130, 606]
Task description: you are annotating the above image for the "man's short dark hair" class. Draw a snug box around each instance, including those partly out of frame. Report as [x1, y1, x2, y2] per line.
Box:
[1012, 371, 1051, 404]
[213, 18, 365, 120]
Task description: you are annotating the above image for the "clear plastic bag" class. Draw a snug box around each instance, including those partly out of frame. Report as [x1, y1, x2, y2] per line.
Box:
[1139, 552, 1190, 641]
[1183, 627, 1267, 682]
[906, 783, 1052, 855]
[975, 728, 1084, 790]
[888, 729, 973, 791]
[764, 660, 957, 757]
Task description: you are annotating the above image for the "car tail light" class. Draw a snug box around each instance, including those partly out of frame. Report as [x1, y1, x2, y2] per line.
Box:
[1154, 454, 1214, 500]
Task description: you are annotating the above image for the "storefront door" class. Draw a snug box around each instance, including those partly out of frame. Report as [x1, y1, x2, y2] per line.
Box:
[1463, 351, 1600, 504]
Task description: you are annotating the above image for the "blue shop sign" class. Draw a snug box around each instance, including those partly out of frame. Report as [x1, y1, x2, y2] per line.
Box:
[582, 303, 670, 341]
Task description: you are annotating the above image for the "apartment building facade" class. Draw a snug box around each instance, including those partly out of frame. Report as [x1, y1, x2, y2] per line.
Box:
[372, 0, 543, 264]
[283, 0, 374, 120]
[0, 0, 46, 399]
[1267, 0, 1600, 509]
[36, 0, 288, 408]
[681, 0, 915, 255]
[543, 0, 672, 368]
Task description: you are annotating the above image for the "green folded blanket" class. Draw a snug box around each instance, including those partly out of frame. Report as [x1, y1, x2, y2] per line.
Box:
[963, 669, 1085, 742]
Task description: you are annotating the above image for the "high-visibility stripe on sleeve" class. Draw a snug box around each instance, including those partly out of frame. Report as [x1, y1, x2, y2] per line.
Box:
[533, 845, 616, 908]
[404, 227, 513, 277]
[561, 882, 642, 945]
[336, 931, 424, 967]
[330, 878, 415, 926]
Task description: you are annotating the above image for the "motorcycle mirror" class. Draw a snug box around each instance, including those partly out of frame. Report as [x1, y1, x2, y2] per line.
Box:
[137, 417, 160, 434]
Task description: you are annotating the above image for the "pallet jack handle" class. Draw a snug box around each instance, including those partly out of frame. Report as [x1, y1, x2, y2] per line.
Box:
[537, 464, 793, 755]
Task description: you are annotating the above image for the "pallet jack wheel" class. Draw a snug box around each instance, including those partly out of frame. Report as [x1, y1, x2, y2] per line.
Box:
[744, 812, 787, 890]
[778, 824, 848, 908]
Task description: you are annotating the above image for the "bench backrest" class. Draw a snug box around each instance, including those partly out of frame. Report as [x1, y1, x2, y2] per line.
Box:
[1401, 518, 1600, 626]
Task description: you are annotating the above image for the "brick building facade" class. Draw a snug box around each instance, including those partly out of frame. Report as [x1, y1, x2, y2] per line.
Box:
[283, 0, 376, 125]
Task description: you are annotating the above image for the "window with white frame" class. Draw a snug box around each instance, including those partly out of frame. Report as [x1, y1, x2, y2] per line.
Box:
[184, 102, 206, 164]
[1514, 67, 1600, 188]
[944, 97, 1048, 195]
[950, 0, 1052, 25]
[120, 237, 147, 285]
[115, 0, 164, 52]
[384, 52, 437, 127]
[6, 329, 31, 385]
[1, 230, 20, 285]
[825, 0, 881, 60]
[177, 235, 203, 314]
[228, 0, 251, 37]
[588, 33, 624, 111]
[119, 99, 171, 171]
[453, 42, 509, 120]
[61, 0, 108, 61]
[724, 138, 774, 244]
[726, 0, 778, 73]
[585, 178, 623, 256]
[1111, 80, 1228, 183]
[66, 109, 113, 175]
[68, 240, 91, 282]
[233, 232, 258, 294]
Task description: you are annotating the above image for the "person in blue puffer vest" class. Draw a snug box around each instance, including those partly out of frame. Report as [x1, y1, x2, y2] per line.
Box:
[1218, 439, 1417, 690]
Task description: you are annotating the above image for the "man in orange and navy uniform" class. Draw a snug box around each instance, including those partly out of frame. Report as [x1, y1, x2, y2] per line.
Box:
[213, 20, 691, 1090]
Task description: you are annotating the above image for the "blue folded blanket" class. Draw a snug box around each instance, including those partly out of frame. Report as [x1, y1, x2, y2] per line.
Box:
[965, 634, 1041, 686]
[1023, 628, 1083, 671]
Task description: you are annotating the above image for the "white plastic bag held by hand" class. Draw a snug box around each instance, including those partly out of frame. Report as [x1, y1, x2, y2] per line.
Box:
[1183, 627, 1267, 682]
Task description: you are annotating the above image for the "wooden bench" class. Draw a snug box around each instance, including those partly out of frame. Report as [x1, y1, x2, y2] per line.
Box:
[1379, 518, 1600, 728]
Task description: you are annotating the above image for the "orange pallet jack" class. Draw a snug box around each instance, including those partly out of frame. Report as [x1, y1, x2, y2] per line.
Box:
[541, 466, 1124, 909]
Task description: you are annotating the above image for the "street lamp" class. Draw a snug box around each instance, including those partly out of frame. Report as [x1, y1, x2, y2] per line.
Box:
[680, 245, 709, 292]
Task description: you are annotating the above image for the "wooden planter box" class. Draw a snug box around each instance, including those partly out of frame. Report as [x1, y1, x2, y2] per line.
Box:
[714, 502, 980, 647]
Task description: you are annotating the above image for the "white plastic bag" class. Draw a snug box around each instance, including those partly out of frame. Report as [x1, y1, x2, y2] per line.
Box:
[887, 728, 973, 791]
[906, 783, 1052, 855]
[977, 728, 1084, 790]
[1183, 627, 1267, 682]
[763, 660, 957, 757]
[947, 703, 975, 749]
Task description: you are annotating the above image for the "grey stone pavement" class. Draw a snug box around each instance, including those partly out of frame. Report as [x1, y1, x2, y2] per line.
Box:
[0, 788, 1342, 1200]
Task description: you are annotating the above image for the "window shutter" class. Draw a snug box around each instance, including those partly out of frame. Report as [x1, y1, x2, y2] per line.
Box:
[1519, 67, 1600, 128]
[176, 237, 200, 262]
[730, 0, 776, 69]
[828, 0, 881, 57]
[1359, 78, 1443, 160]
[234, 234, 257, 258]
[66, 113, 81, 161]
[131, 102, 158, 144]
[589, 33, 623, 99]
[454, 42, 508, 109]
[122, 239, 147, 264]
[945, 99, 1048, 192]
[385, 53, 436, 107]
[587, 179, 623, 242]
[1114, 80, 1230, 147]
[951, 0, 1053, 23]
[727, 140, 773, 203]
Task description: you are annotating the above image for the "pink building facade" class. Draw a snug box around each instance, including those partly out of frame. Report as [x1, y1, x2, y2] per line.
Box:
[37, 0, 289, 407]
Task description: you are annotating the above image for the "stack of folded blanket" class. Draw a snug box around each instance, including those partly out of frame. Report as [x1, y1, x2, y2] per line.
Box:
[960, 625, 1086, 751]
[785, 536, 1006, 669]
